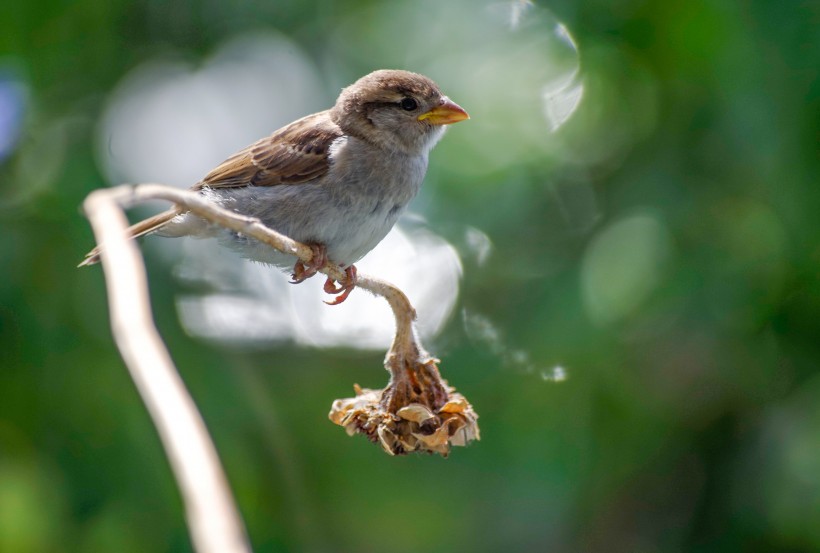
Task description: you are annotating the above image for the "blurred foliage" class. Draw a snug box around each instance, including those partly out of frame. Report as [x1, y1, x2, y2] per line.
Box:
[2, 0, 820, 552]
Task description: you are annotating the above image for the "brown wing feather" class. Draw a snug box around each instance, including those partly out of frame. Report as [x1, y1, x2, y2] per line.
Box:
[197, 111, 343, 189]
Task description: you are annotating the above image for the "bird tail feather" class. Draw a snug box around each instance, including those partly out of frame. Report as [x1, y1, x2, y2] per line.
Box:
[78, 208, 180, 267]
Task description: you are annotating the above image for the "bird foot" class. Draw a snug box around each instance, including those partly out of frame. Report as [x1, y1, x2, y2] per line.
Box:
[290, 244, 328, 284]
[323, 266, 358, 305]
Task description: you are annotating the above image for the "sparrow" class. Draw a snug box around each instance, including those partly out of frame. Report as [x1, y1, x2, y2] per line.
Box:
[80, 69, 469, 304]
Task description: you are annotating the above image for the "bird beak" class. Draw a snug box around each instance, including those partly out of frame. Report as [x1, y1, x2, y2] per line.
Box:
[417, 97, 470, 125]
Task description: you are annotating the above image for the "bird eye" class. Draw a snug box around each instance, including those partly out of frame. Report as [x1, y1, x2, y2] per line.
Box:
[400, 97, 418, 111]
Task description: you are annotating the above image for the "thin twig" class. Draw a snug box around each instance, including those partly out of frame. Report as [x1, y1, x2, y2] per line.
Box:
[83, 188, 252, 553]
[101, 183, 420, 358]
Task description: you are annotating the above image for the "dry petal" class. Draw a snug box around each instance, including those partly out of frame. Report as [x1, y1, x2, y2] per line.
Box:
[439, 397, 468, 414]
[396, 404, 436, 424]
[398, 434, 418, 451]
[452, 425, 476, 447]
[414, 424, 450, 448]
[377, 426, 397, 455]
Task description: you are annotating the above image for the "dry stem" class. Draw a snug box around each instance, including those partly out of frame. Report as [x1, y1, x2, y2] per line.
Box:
[83, 188, 251, 553]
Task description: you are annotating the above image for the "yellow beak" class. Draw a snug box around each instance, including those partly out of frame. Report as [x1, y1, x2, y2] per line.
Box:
[417, 97, 470, 125]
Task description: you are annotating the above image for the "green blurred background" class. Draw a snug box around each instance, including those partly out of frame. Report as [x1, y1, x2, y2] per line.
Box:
[2, 0, 819, 551]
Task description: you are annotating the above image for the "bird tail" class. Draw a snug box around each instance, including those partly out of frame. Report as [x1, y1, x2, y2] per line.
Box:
[78, 208, 180, 267]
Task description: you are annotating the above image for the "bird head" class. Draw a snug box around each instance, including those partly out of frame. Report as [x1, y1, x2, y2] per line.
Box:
[332, 69, 469, 155]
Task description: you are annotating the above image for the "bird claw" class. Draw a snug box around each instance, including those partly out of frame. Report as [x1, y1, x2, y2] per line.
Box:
[323, 266, 358, 305]
[289, 246, 356, 305]
[290, 244, 328, 284]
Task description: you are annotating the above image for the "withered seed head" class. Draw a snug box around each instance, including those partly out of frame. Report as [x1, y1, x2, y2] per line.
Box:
[329, 360, 480, 457]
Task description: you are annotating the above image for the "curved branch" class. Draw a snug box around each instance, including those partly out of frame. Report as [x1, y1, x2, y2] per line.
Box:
[97, 183, 420, 355]
[83, 189, 252, 553]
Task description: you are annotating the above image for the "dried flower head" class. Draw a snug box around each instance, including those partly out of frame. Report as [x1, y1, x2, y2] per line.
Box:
[329, 358, 480, 456]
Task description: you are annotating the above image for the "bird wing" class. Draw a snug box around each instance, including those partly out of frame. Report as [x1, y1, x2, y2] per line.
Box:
[197, 110, 344, 189]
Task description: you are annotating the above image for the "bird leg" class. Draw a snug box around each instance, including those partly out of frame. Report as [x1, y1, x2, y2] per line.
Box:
[323, 266, 358, 305]
[290, 243, 328, 284]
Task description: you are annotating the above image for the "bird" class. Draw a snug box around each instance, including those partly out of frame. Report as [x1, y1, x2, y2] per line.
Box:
[80, 69, 469, 304]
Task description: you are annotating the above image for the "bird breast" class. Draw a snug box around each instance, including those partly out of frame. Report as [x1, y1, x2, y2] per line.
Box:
[318, 135, 429, 263]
